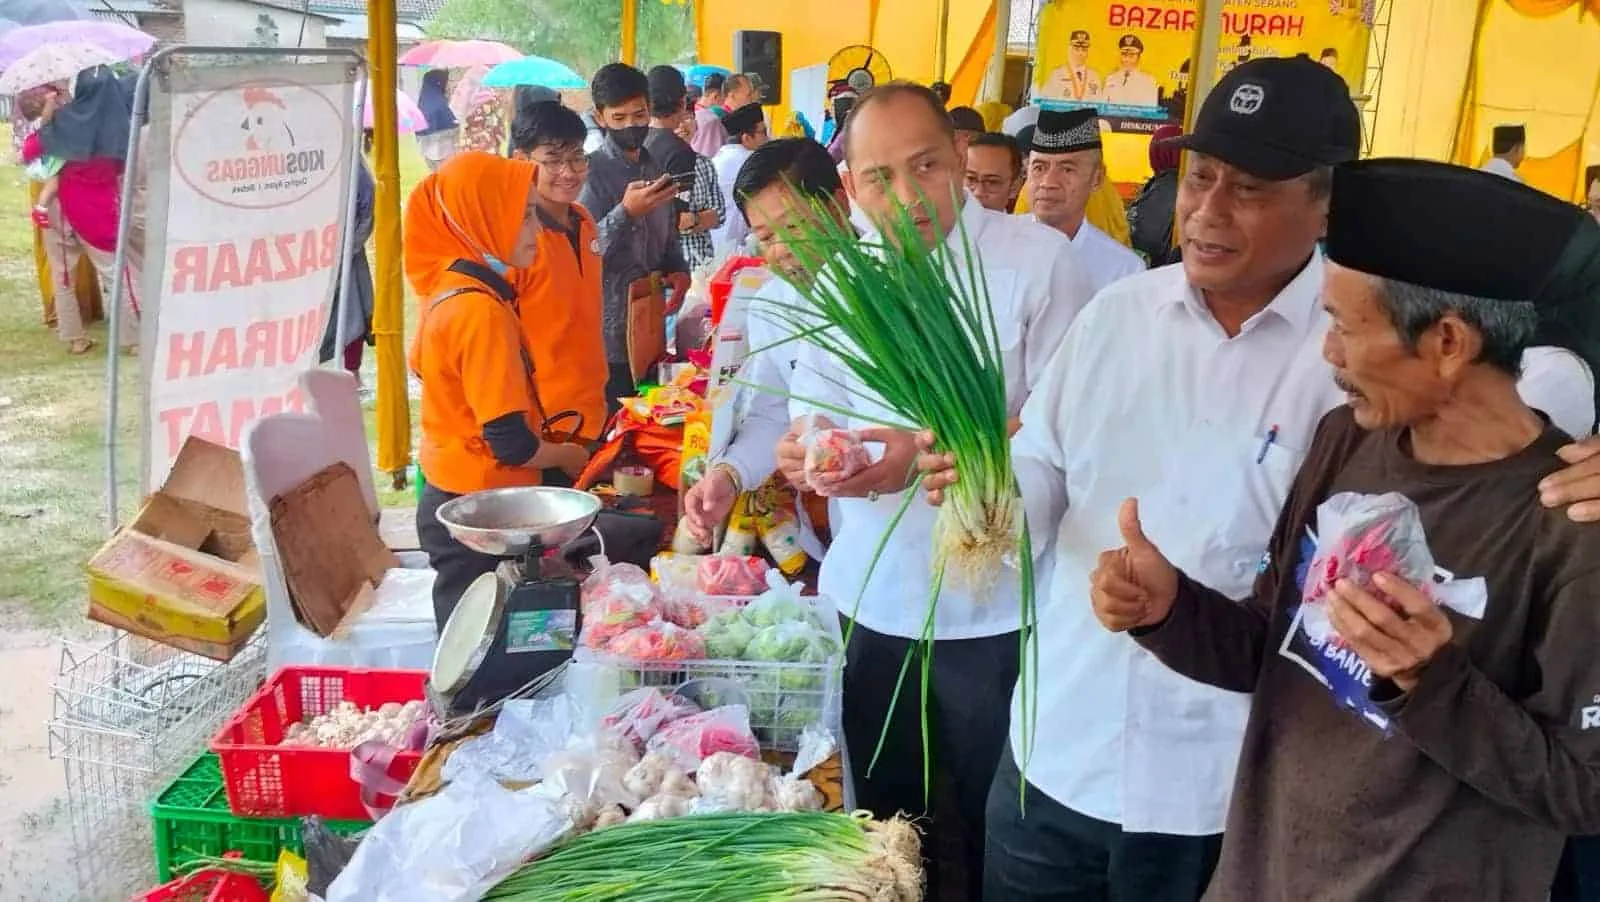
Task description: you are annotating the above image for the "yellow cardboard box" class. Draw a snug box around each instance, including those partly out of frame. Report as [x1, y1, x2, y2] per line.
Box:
[86, 437, 265, 661]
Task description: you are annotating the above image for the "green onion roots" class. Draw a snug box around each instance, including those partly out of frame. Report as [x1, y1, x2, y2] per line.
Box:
[482, 811, 924, 901]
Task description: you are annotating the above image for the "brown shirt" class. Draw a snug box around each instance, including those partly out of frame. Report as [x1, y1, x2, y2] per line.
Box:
[1137, 405, 1600, 901]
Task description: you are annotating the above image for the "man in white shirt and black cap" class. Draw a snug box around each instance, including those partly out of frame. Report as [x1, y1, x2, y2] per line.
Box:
[1482, 123, 1526, 182]
[916, 54, 1600, 902]
[711, 102, 770, 255]
[1025, 107, 1144, 293]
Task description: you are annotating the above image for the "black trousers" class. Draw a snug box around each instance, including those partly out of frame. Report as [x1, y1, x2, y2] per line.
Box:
[841, 618, 1020, 901]
[417, 482, 503, 630]
[605, 361, 635, 418]
[985, 750, 1222, 902]
[1552, 835, 1600, 902]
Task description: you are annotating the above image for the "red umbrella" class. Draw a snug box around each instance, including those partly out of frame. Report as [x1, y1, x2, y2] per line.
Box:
[398, 39, 521, 69]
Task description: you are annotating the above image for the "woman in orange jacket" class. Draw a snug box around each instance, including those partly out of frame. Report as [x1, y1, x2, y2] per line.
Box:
[406, 151, 591, 626]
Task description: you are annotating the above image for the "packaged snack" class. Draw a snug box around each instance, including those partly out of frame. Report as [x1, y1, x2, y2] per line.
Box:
[801, 427, 872, 495]
[1299, 492, 1436, 644]
[605, 620, 708, 661]
[696, 554, 770, 596]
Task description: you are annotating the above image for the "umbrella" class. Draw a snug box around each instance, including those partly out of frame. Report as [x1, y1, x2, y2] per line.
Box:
[363, 83, 425, 133]
[448, 64, 493, 118]
[0, 0, 87, 29]
[398, 39, 520, 69]
[0, 20, 152, 69]
[481, 54, 584, 90]
[686, 64, 730, 87]
[0, 40, 118, 94]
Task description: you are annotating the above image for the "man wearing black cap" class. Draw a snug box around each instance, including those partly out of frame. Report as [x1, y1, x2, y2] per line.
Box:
[916, 55, 1600, 902]
[1043, 29, 1103, 101]
[711, 102, 769, 256]
[645, 65, 724, 271]
[1103, 34, 1158, 107]
[1098, 158, 1600, 899]
[1024, 108, 1143, 293]
[1483, 123, 1527, 182]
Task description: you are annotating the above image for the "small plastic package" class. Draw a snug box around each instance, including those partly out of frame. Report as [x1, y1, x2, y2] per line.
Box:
[801, 426, 872, 495]
[599, 687, 702, 749]
[646, 704, 762, 772]
[1300, 491, 1436, 643]
[580, 556, 664, 648]
[604, 620, 708, 661]
[696, 554, 770, 596]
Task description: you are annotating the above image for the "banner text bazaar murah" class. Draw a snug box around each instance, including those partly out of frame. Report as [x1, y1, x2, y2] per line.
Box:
[1106, 4, 1312, 37]
[155, 222, 338, 450]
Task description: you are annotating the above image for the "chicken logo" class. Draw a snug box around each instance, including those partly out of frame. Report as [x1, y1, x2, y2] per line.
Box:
[240, 86, 296, 153]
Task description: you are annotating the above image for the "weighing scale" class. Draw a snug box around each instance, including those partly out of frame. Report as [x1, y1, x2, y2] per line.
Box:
[428, 487, 602, 718]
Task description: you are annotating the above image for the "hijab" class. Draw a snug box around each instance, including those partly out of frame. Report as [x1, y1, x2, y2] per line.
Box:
[417, 69, 458, 135]
[37, 65, 132, 162]
[403, 150, 536, 303]
[1148, 125, 1182, 173]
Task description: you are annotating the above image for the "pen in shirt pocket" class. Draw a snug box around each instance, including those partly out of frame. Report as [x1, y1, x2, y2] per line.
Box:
[1255, 424, 1280, 464]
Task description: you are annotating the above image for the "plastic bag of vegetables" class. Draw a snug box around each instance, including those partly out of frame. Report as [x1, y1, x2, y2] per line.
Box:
[741, 570, 826, 630]
[599, 688, 701, 750]
[604, 620, 708, 661]
[697, 609, 758, 659]
[580, 557, 664, 649]
[800, 421, 872, 495]
[696, 554, 770, 596]
[646, 705, 761, 772]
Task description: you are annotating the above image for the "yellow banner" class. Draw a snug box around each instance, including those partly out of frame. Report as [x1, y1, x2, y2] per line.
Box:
[1034, 0, 1373, 136]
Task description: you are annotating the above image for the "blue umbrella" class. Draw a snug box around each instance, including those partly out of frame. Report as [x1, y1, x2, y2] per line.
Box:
[481, 55, 585, 90]
[685, 64, 730, 88]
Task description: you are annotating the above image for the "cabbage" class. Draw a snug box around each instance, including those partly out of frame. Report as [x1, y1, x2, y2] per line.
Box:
[698, 610, 757, 660]
[746, 622, 838, 664]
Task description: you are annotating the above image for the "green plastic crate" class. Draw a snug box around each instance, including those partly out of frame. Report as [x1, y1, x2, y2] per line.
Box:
[150, 752, 370, 882]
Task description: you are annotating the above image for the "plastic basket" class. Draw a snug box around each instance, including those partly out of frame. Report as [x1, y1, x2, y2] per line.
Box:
[210, 666, 428, 820]
[151, 751, 369, 882]
[131, 868, 269, 902]
[577, 594, 844, 751]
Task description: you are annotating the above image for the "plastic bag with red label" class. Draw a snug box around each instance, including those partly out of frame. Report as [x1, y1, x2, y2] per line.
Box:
[599, 688, 702, 751]
[696, 555, 770, 596]
[801, 426, 872, 496]
[605, 620, 708, 661]
[581, 556, 664, 648]
[645, 705, 761, 772]
[1299, 491, 1436, 644]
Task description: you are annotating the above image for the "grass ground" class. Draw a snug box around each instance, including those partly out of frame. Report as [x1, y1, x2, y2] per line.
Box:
[0, 142, 428, 628]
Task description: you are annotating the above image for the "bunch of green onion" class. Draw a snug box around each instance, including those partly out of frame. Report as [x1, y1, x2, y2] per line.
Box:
[482, 811, 922, 901]
[749, 190, 1039, 795]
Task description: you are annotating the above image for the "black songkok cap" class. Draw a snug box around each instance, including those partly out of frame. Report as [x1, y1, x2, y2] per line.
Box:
[1032, 107, 1100, 154]
[1328, 157, 1600, 416]
[722, 102, 765, 138]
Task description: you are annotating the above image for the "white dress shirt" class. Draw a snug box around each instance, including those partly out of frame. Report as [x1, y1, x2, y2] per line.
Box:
[1027, 217, 1146, 295]
[791, 196, 1097, 640]
[1102, 69, 1160, 107]
[711, 144, 754, 256]
[712, 274, 827, 560]
[1480, 157, 1523, 182]
[1011, 255, 1599, 837]
[1519, 346, 1596, 436]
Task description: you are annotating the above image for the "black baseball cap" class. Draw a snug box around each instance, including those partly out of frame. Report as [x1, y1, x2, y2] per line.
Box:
[1160, 55, 1359, 180]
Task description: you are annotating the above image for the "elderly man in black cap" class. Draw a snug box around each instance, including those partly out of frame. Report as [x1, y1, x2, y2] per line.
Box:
[1103, 33, 1159, 107]
[1095, 157, 1600, 900]
[1483, 122, 1527, 182]
[710, 102, 769, 256]
[917, 55, 1600, 902]
[1024, 107, 1143, 293]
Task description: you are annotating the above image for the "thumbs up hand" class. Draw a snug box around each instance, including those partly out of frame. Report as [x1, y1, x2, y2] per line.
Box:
[1089, 498, 1180, 632]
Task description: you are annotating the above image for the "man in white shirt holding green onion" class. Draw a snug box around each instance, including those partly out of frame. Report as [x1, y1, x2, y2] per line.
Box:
[778, 81, 1097, 900]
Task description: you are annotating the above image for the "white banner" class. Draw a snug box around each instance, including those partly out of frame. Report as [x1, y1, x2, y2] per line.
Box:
[141, 61, 358, 487]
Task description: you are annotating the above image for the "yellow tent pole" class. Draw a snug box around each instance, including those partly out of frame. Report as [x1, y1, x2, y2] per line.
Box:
[1185, 0, 1226, 127]
[369, 0, 411, 485]
[621, 0, 639, 66]
[982, 0, 1010, 103]
[935, 0, 952, 81]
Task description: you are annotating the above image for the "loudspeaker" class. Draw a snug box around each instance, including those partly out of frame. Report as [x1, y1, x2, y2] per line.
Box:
[734, 30, 783, 105]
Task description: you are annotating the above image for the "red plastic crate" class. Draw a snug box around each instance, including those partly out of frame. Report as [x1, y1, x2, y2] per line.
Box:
[210, 666, 428, 820]
[132, 869, 269, 902]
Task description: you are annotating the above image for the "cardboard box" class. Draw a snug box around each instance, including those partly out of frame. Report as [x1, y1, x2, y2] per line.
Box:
[269, 461, 399, 637]
[86, 437, 265, 661]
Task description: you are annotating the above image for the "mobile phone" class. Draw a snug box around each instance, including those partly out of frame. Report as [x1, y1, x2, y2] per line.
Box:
[669, 171, 696, 192]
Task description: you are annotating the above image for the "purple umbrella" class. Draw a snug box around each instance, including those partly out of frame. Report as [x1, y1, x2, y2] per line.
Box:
[0, 20, 152, 69]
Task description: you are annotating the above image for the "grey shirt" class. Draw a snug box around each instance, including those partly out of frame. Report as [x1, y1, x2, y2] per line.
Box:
[577, 137, 689, 364]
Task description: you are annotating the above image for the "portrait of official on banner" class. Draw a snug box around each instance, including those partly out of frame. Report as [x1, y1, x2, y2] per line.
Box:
[1033, 0, 1374, 134]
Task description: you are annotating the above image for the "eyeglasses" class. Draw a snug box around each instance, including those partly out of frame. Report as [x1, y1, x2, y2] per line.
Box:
[533, 155, 589, 173]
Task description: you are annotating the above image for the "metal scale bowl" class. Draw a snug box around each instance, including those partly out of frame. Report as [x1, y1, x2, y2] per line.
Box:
[429, 487, 601, 717]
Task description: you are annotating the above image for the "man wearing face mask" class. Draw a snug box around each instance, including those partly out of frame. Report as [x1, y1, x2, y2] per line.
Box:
[578, 63, 690, 407]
